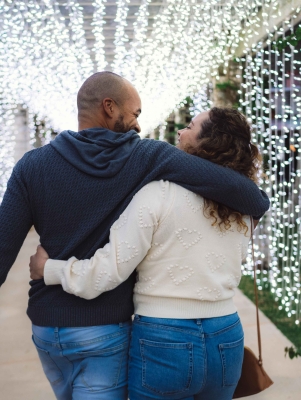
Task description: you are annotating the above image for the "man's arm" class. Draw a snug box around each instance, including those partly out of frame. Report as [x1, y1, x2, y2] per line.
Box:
[0, 164, 33, 286]
[145, 141, 269, 219]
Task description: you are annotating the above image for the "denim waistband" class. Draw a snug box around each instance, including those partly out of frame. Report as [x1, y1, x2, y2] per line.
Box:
[32, 320, 132, 348]
[133, 313, 240, 337]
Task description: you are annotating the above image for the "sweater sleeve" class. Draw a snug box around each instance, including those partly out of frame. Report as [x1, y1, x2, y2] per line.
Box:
[145, 141, 269, 219]
[0, 163, 33, 286]
[44, 181, 168, 299]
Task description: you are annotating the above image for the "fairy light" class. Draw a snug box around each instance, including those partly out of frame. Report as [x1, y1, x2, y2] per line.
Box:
[92, 0, 107, 71]
[239, 12, 301, 324]
[125, 0, 151, 83]
[64, 0, 94, 76]
[1, 0, 292, 134]
[0, 0, 93, 130]
[190, 86, 213, 116]
[112, 0, 130, 74]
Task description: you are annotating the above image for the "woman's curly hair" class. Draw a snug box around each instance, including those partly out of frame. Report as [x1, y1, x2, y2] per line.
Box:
[185, 107, 262, 233]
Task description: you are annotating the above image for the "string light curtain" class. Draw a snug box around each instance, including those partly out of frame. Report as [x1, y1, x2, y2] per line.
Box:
[2, 1, 293, 126]
[0, 0, 296, 200]
[239, 8, 301, 325]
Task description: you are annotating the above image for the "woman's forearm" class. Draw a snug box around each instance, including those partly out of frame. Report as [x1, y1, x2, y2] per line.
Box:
[44, 181, 167, 299]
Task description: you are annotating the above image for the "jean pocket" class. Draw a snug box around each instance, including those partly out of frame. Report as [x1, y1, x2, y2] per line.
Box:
[32, 336, 63, 385]
[219, 336, 244, 387]
[76, 341, 128, 392]
[140, 339, 193, 396]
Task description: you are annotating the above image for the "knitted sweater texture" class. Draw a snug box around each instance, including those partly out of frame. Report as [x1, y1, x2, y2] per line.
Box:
[45, 181, 251, 319]
[0, 128, 269, 327]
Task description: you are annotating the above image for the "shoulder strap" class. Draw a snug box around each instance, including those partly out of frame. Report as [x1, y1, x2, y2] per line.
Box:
[250, 217, 263, 366]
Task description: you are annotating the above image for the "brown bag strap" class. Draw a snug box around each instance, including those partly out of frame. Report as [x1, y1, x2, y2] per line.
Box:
[250, 217, 263, 366]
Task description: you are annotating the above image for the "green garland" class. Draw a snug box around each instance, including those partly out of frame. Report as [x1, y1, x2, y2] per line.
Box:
[274, 26, 301, 51]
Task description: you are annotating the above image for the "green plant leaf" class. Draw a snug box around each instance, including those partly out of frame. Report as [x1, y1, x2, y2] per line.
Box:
[216, 80, 239, 91]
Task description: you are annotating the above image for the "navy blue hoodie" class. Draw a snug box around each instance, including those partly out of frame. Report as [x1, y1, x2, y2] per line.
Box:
[0, 128, 269, 326]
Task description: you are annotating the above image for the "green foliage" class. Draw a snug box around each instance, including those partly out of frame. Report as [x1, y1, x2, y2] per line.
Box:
[215, 80, 239, 92]
[184, 96, 194, 105]
[274, 26, 301, 51]
[178, 96, 194, 108]
[285, 346, 301, 359]
[239, 276, 301, 358]
[174, 123, 185, 130]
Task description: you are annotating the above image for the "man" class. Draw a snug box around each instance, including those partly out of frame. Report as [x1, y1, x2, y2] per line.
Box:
[0, 71, 269, 400]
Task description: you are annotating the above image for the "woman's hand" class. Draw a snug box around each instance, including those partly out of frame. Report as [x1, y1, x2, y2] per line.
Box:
[29, 245, 49, 280]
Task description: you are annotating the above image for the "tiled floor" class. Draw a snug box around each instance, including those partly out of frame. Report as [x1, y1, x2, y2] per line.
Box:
[0, 229, 301, 399]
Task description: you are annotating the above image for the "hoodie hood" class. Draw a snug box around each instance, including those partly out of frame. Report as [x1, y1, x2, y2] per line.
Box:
[50, 127, 141, 178]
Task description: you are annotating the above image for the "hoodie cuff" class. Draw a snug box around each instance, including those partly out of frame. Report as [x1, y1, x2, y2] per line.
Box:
[44, 259, 66, 285]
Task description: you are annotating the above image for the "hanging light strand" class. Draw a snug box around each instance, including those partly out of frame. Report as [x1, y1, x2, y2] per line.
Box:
[239, 13, 301, 324]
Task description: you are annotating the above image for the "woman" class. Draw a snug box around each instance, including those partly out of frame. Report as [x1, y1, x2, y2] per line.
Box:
[33, 107, 261, 400]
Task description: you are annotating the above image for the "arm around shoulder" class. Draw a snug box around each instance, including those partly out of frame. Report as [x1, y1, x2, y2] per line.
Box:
[149, 143, 270, 218]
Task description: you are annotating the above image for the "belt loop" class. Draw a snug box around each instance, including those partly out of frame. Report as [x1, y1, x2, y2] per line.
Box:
[54, 327, 59, 341]
[196, 319, 202, 325]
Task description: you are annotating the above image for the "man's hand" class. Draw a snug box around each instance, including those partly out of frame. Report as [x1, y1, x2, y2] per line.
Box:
[29, 245, 49, 280]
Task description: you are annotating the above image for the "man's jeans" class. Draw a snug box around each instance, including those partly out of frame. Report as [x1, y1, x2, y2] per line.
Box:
[128, 313, 244, 400]
[32, 321, 131, 400]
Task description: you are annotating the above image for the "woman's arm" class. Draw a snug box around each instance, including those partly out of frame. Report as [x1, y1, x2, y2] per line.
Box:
[41, 181, 169, 299]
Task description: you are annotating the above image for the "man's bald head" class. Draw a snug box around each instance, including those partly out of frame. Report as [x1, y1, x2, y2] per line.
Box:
[77, 71, 142, 133]
[77, 71, 131, 116]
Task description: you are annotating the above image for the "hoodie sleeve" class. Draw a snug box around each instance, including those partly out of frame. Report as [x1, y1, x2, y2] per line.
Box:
[144, 140, 269, 219]
[44, 181, 168, 299]
[0, 161, 33, 286]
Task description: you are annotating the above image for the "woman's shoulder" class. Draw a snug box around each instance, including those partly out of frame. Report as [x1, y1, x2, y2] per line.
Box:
[131, 181, 176, 212]
[138, 181, 200, 201]
[137, 180, 175, 196]
[169, 184, 205, 204]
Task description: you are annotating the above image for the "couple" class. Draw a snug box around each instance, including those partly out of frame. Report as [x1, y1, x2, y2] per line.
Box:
[0, 71, 268, 400]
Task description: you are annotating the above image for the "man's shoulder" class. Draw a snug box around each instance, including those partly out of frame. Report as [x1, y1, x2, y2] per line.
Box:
[139, 138, 170, 147]
[19, 144, 54, 161]
[15, 144, 55, 172]
[137, 138, 178, 155]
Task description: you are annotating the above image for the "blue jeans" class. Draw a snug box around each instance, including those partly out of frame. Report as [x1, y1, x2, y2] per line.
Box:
[32, 321, 131, 400]
[128, 313, 244, 400]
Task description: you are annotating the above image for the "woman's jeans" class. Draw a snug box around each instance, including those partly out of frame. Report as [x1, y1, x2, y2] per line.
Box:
[32, 321, 131, 400]
[129, 313, 244, 400]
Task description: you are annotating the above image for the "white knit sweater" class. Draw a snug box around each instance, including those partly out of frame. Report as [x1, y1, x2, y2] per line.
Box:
[45, 181, 251, 319]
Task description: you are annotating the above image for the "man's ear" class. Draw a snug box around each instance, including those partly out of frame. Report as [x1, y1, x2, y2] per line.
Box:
[102, 98, 115, 119]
